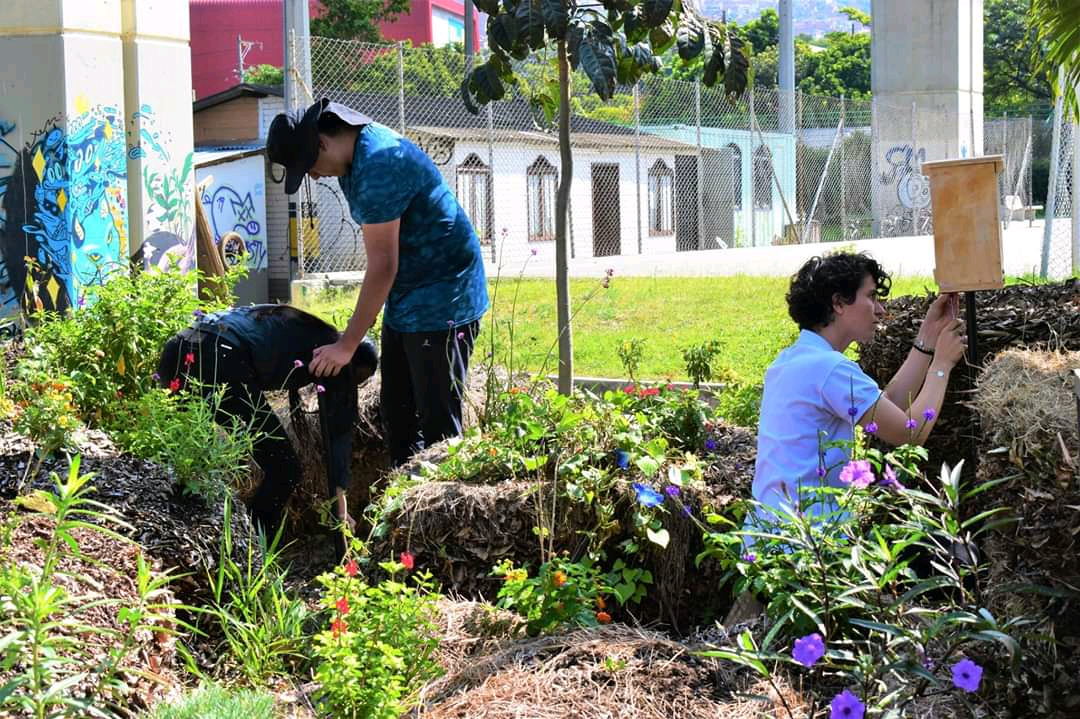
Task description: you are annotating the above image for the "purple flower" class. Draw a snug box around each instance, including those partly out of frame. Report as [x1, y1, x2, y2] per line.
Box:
[77, 295, 86, 308]
[838, 459, 875, 489]
[829, 689, 865, 719]
[614, 450, 630, 470]
[792, 632, 825, 667]
[681, 503, 693, 517]
[632, 482, 664, 508]
[293, 359, 304, 368]
[192, 309, 205, 319]
[664, 485, 681, 498]
[704, 438, 717, 452]
[316, 384, 326, 394]
[865, 421, 878, 434]
[531, 248, 538, 256]
[923, 407, 936, 422]
[816, 465, 827, 478]
[447, 320, 454, 327]
[951, 658, 983, 693]
[905, 417, 918, 430]
[847, 405, 858, 418]
[457, 331, 465, 340]
[151, 372, 161, 381]
[879, 465, 905, 491]
[742, 552, 756, 563]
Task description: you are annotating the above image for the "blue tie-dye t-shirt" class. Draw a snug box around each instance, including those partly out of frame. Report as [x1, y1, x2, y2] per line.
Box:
[339, 122, 488, 332]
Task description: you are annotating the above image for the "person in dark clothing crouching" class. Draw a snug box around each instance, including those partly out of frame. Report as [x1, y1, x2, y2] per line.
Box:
[157, 304, 378, 541]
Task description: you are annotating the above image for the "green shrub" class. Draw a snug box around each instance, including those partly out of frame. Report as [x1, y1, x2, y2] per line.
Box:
[148, 682, 276, 719]
[312, 552, 442, 719]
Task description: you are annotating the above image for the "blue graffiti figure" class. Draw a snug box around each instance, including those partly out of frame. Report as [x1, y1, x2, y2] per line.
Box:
[203, 184, 267, 270]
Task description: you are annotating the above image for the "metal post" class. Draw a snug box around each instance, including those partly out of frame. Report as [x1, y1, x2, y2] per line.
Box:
[1073, 104, 1080, 275]
[486, 101, 495, 263]
[464, 0, 474, 74]
[634, 81, 642, 254]
[750, 85, 756, 248]
[237, 34, 244, 81]
[778, 0, 795, 135]
[1003, 112, 1010, 229]
[911, 100, 920, 235]
[1042, 74, 1064, 278]
[695, 79, 704, 251]
[397, 42, 406, 134]
[840, 95, 847, 240]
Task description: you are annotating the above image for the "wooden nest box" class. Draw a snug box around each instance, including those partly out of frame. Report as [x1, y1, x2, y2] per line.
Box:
[921, 155, 1005, 292]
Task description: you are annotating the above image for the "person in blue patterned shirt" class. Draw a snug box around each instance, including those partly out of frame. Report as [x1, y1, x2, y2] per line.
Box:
[266, 98, 489, 466]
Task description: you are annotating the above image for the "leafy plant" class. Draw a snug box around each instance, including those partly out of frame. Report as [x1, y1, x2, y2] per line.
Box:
[616, 337, 646, 383]
[492, 556, 607, 636]
[0, 457, 184, 718]
[715, 380, 762, 427]
[312, 550, 442, 719]
[201, 497, 311, 685]
[681, 339, 723, 387]
[111, 384, 255, 501]
[148, 682, 277, 719]
[9, 364, 83, 489]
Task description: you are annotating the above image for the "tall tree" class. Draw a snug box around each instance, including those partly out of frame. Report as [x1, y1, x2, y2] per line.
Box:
[462, 0, 749, 394]
[310, 0, 411, 42]
[984, 0, 1051, 115]
[1030, 0, 1080, 117]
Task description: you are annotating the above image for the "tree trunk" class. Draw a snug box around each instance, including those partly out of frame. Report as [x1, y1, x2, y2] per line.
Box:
[555, 39, 574, 395]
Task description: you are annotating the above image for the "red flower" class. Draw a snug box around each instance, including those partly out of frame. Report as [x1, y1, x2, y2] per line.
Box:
[331, 617, 347, 637]
[638, 387, 659, 397]
[623, 385, 635, 394]
[596, 611, 612, 624]
[400, 551, 415, 570]
[168, 377, 181, 393]
[336, 597, 350, 615]
[344, 559, 358, 577]
[184, 352, 195, 366]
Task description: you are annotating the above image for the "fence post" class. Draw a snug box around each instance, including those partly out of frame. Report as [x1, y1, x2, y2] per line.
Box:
[634, 81, 642, 254]
[397, 41, 406, 134]
[840, 94, 847, 240]
[487, 101, 495, 263]
[750, 84, 756, 248]
[695, 78, 704, 251]
[1073, 104, 1080, 275]
[1042, 73, 1064, 279]
[911, 100, 920, 235]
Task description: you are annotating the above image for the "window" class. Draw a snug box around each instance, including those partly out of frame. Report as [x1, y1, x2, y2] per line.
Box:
[727, 143, 743, 211]
[432, 7, 465, 46]
[456, 154, 492, 243]
[647, 159, 674, 235]
[753, 144, 773, 210]
[527, 156, 557, 241]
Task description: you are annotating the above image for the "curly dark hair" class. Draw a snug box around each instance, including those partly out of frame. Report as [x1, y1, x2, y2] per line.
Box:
[786, 252, 891, 330]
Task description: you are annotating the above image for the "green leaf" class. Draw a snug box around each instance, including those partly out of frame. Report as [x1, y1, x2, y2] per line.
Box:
[488, 12, 519, 55]
[676, 14, 705, 61]
[702, 22, 725, 87]
[648, 20, 676, 54]
[646, 526, 670, 548]
[623, 6, 648, 44]
[641, 0, 673, 27]
[635, 456, 660, 477]
[515, 0, 546, 50]
[541, 0, 569, 40]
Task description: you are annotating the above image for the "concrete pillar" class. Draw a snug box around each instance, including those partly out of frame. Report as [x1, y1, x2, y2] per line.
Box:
[122, 0, 196, 270]
[778, 0, 795, 135]
[0, 1, 129, 315]
[870, 0, 983, 230]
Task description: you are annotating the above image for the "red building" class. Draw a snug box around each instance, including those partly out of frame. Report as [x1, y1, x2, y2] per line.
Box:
[189, 0, 481, 100]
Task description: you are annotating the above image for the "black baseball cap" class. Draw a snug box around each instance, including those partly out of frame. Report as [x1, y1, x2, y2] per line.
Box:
[265, 98, 373, 194]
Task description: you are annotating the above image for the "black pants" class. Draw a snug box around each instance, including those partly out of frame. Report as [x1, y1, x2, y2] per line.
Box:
[380, 320, 478, 467]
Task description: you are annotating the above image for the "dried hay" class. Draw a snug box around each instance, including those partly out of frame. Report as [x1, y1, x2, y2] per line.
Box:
[965, 350, 1080, 716]
[368, 421, 756, 630]
[859, 280, 1080, 472]
[417, 599, 806, 719]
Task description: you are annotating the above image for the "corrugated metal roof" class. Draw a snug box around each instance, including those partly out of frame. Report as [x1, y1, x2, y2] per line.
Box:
[193, 145, 264, 168]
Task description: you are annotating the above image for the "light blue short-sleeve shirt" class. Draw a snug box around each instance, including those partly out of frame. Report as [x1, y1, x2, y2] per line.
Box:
[339, 122, 488, 333]
[752, 330, 882, 516]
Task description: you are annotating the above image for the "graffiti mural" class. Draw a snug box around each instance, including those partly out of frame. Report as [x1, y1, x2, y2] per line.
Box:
[202, 183, 267, 269]
[196, 155, 268, 272]
[128, 105, 196, 272]
[879, 144, 930, 210]
[0, 102, 127, 316]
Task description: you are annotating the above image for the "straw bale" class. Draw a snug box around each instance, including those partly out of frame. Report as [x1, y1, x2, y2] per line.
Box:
[418, 599, 806, 719]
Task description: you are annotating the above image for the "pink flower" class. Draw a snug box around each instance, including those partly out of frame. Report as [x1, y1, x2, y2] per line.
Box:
[336, 597, 350, 614]
[457, 331, 465, 340]
[316, 384, 326, 394]
[400, 551, 415, 570]
[344, 559, 358, 577]
[293, 359, 304, 368]
[838, 459, 874, 489]
[879, 465, 905, 491]
[184, 352, 195, 366]
[169, 377, 181, 393]
[331, 617, 347, 637]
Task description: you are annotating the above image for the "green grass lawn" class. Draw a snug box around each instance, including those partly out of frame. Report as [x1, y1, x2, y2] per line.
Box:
[298, 274, 939, 383]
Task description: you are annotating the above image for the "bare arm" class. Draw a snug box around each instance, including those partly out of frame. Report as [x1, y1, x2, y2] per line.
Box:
[309, 219, 400, 377]
[882, 293, 959, 409]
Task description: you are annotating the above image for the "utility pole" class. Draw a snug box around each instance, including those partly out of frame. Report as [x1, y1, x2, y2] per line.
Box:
[779, 0, 795, 135]
[282, 0, 312, 112]
[464, 0, 474, 73]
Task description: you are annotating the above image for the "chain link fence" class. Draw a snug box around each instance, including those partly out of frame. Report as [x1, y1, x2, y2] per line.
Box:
[288, 37, 1063, 278]
[1041, 97, 1078, 279]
